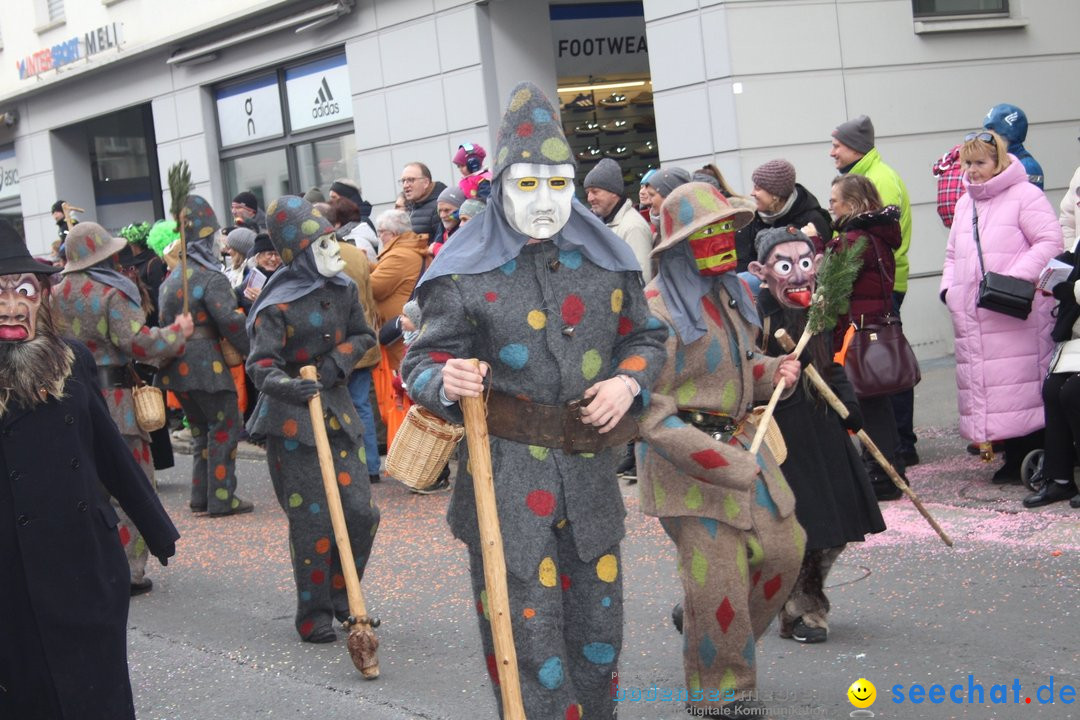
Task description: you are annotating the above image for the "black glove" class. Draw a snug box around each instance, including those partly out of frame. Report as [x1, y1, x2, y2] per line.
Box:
[840, 402, 863, 433]
[1052, 280, 1076, 302]
[939, 289, 948, 304]
[277, 377, 323, 405]
[316, 355, 342, 385]
[154, 542, 176, 567]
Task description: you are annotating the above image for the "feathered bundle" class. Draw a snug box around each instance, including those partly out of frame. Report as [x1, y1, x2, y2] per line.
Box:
[119, 221, 152, 247]
[167, 161, 191, 224]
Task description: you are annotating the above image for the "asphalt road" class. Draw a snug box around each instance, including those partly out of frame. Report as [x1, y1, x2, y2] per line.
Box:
[129, 360, 1080, 719]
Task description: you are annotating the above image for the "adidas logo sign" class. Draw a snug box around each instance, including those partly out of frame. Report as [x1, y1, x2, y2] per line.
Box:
[1004, 111, 1019, 126]
[312, 77, 340, 119]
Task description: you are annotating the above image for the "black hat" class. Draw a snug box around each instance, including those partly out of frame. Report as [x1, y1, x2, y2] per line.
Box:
[232, 191, 259, 213]
[0, 219, 59, 275]
[252, 232, 276, 255]
[51, 200, 65, 214]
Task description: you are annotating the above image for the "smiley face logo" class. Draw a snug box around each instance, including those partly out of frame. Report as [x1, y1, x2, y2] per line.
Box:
[847, 678, 876, 708]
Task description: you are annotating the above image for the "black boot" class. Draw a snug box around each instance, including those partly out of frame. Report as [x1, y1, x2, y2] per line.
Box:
[672, 603, 684, 634]
[1023, 480, 1078, 508]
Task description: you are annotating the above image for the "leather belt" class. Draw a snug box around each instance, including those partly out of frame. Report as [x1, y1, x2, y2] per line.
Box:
[485, 391, 638, 454]
[98, 365, 135, 389]
[189, 326, 218, 339]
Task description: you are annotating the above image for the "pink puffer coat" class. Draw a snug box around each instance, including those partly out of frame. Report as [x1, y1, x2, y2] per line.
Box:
[941, 155, 1063, 443]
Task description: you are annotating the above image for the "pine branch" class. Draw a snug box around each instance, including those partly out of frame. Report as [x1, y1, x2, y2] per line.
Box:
[167, 161, 191, 224]
[806, 236, 867, 336]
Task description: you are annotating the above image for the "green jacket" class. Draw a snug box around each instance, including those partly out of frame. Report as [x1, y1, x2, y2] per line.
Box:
[850, 147, 912, 293]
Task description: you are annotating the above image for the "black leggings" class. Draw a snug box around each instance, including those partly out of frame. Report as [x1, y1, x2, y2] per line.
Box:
[1041, 372, 1080, 479]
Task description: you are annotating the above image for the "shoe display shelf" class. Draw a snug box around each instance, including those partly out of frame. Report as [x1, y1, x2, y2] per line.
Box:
[558, 85, 659, 196]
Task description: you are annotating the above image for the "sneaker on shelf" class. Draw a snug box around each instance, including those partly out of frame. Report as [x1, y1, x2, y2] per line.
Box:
[632, 140, 658, 158]
[562, 92, 589, 111]
[601, 119, 630, 134]
[633, 116, 656, 132]
[604, 145, 632, 160]
[575, 146, 603, 164]
[599, 92, 629, 109]
[631, 90, 654, 106]
[573, 120, 600, 136]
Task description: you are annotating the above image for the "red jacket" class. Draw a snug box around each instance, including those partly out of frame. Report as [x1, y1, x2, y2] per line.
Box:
[827, 206, 902, 351]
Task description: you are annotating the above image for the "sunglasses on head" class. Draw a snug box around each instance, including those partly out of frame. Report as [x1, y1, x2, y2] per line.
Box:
[965, 131, 995, 144]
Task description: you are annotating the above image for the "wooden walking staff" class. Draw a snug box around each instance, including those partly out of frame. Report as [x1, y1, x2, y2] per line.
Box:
[774, 329, 954, 548]
[459, 358, 525, 720]
[748, 327, 813, 455]
[300, 365, 382, 678]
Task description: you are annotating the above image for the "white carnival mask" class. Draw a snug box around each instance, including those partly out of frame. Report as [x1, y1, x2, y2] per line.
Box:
[312, 233, 346, 277]
[501, 162, 575, 239]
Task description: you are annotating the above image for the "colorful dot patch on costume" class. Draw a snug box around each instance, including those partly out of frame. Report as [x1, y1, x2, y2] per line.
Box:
[539, 557, 557, 587]
[684, 484, 704, 510]
[746, 536, 764, 566]
[582, 642, 615, 665]
[528, 445, 550, 461]
[698, 634, 718, 668]
[565, 703, 583, 720]
[538, 656, 564, 689]
[558, 249, 583, 269]
[690, 449, 728, 470]
[526, 489, 555, 516]
[716, 596, 735, 633]
[581, 350, 601, 380]
[690, 547, 708, 586]
[527, 310, 546, 330]
[562, 295, 585, 325]
[755, 477, 778, 516]
[763, 574, 783, 600]
[499, 344, 529, 369]
[596, 554, 618, 582]
[652, 480, 667, 509]
[676, 379, 697, 405]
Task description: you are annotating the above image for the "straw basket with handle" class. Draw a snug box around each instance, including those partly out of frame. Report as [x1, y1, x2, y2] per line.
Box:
[747, 406, 787, 464]
[131, 366, 167, 432]
[385, 405, 465, 490]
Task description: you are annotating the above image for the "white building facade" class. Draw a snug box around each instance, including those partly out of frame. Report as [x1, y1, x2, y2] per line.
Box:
[0, 0, 1077, 359]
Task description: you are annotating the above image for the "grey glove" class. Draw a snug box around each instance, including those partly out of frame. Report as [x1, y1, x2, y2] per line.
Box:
[274, 377, 323, 405]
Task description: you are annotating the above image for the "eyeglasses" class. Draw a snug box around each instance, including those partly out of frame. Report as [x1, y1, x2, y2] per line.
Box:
[398, 177, 425, 185]
[964, 132, 995, 145]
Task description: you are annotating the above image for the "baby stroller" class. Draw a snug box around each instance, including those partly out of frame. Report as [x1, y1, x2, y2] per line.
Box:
[1020, 449, 1046, 492]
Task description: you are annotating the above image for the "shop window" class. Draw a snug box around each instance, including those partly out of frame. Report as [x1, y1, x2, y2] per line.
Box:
[913, 0, 1008, 16]
[87, 105, 157, 209]
[223, 149, 289, 221]
[47, 0, 65, 21]
[296, 134, 356, 199]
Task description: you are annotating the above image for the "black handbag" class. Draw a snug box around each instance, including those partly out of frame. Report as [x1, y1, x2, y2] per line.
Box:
[972, 205, 1035, 320]
[842, 238, 921, 398]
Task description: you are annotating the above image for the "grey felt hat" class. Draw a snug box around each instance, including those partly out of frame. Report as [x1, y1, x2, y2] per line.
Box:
[491, 82, 575, 179]
[832, 115, 875, 154]
[583, 158, 625, 195]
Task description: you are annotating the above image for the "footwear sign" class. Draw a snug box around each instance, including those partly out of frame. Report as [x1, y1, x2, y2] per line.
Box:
[285, 54, 353, 132]
[550, 4, 648, 76]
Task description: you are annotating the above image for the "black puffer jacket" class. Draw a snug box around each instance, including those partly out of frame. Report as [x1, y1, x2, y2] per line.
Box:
[407, 181, 447, 244]
[735, 183, 832, 271]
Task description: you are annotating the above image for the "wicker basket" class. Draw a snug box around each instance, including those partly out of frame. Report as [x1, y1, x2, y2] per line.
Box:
[385, 405, 465, 490]
[220, 338, 244, 367]
[132, 384, 167, 432]
[748, 406, 787, 465]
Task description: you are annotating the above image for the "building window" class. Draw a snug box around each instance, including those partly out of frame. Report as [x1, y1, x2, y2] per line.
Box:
[47, 0, 65, 22]
[913, 0, 1008, 16]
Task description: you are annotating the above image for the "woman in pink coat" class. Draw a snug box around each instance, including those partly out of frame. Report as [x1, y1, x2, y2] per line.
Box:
[940, 130, 1063, 483]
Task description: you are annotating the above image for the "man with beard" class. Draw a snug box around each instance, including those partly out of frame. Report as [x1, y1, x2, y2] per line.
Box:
[747, 226, 885, 645]
[246, 197, 379, 643]
[403, 82, 665, 719]
[0, 218, 178, 719]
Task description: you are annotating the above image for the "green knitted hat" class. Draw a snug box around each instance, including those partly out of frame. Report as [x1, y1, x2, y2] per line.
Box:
[491, 82, 575, 179]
